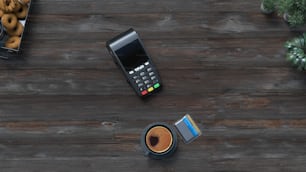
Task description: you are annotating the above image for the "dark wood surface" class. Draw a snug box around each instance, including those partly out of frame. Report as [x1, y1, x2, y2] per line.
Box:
[1, 0, 306, 171]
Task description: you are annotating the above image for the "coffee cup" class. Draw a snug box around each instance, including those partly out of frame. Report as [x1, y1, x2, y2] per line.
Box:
[141, 123, 177, 159]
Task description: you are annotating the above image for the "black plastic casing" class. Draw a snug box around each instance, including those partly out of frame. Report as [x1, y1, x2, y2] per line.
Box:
[106, 28, 162, 98]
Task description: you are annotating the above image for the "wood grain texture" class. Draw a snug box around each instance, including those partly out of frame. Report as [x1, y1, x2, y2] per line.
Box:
[0, 0, 306, 171]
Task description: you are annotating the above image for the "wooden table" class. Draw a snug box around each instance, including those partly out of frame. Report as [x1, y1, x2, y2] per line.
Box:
[1, 0, 306, 171]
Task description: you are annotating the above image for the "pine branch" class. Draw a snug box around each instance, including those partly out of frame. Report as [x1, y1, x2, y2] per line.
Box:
[285, 33, 306, 71]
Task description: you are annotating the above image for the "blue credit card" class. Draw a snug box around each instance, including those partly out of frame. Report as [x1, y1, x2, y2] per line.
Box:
[183, 116, 199, 137]
[174, 114, 201, 144]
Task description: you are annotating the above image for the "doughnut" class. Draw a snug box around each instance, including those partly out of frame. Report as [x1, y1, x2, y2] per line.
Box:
[0, 0, 18, 13]
[12, 0, 20, 12]
[19, 0, 30, 4]
[19, 0, 29, 4]
[1, 13, 18, 30]
[5, 36, 21, 49]
[0, 9, 4, 18]
[7, 21, 23, 36]
[14, 2, 27, 19]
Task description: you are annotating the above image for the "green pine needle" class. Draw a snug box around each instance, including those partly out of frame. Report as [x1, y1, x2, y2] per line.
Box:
[284, 33, 306, 71]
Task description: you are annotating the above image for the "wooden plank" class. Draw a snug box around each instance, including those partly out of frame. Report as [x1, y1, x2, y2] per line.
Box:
[3, 37, 290, 70]
[0, 95, 305, 121]
[1, 127, 306, 171]
[0, 69, 304, 95]
[24, 13, 302, 35]
[31, 0, 262, 14]
[0, 158, 306, 172]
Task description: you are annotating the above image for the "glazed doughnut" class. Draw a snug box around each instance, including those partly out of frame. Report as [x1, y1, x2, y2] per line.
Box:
[7, 21, 23, 36]
[12, 0, 20, 12]
[0, 9, 4, 18]
[19, 0, 30, 4]
[5, 36, 21, 49]
[14, 2, 27, 19]
[0, 0, 18, 12]
[19, 0, 29, 4]
[1, 13, 18, 30]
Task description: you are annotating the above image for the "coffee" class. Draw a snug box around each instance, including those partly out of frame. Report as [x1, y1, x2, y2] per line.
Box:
[141, 123, 177, 159]
[145, 126, 173, 153]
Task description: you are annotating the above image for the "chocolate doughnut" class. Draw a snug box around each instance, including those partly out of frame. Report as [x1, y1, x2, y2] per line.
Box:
[14, 2, 27, 19]
[5, 36, 20, 49]
[1, 13, 17, 30]
[0, 0, 18, 12]
[7, 21, 23, 36]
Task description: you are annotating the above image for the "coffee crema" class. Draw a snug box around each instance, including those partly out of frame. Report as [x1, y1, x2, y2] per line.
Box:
[145, 126, 173, 153]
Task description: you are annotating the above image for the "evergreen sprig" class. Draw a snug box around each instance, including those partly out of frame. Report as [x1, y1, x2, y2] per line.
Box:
[261, 0, 276, 11]
[261, 0, 306, 27]
[284, 33, 306, 71]
[277, 0, 306, 26]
